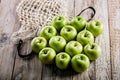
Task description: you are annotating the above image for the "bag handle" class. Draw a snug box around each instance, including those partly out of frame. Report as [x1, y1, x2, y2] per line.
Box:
[77, 6, 96, 22]
[17, 39, 33, 58]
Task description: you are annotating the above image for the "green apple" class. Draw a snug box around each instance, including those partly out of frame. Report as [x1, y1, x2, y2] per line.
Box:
[39, 47, 56, 64]
[71, 54, 90, 72]
[38, 26, 57, 40]
[55, 52, 71, 69]
[52, 15, 68, 31]
[60, 25, 77, 42]
[65, 41, 83, 57]
[49, 36, 66, 52]
[84, 43, 101, 60]
[31, 37, 47, 53]
[70, 16, 86, 32]
[77, 30, 94, 46]
[86, 20, 104, 37]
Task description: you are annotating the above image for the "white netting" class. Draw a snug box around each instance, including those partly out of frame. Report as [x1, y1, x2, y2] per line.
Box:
[11, 0, 68, 43]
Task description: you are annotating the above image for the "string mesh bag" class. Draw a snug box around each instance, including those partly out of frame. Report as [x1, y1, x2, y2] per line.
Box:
[11, 0, 68, 44]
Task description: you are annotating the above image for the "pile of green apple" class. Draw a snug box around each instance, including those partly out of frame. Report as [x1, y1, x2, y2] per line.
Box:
[31, 15, 103, 73]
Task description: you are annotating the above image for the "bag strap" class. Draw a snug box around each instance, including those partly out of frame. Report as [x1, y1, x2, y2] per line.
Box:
[17, 39, 33, 58]
[77, 6, 96, 22]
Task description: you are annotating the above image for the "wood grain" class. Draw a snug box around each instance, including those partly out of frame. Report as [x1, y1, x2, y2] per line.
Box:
[108, 0, 120, 80]
[54, 1, 75, 80]
[74, 0, 95, 80]
[0, 0, 120, 79]
[0, 0, 20, 79]
[75, 0, 111, 80]
[94, 0, 111, 80]
[11, 40, 43, 80]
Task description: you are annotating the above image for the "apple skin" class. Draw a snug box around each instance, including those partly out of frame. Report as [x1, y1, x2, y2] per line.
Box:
[55, 52, 71, 69]
[60, 25, 77, 42]
[65, 41, 83, 57]
[52, 15, 68, 31]
[39, 47, 56, 64]
[38, 26, 57, 40]
[31, 37, 47, 53]
[71, 54, 90, 73]
[49, 36, 66, 52]
[84, 43, 101, 60]
[86, 20, 104, 37]
[70, 16, 86, 32]
[77, 30, 94, 46]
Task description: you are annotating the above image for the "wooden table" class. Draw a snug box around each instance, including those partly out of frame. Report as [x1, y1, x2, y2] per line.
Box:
[0, 0, 120, 80]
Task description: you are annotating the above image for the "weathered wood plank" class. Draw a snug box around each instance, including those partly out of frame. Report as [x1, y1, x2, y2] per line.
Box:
[0, 0, 20, 79]
[54, 0, 75, 80]
[74, 0, 95, 80]
[94, 0, 111, 80]
[74, 0, 111, 80]
[12, 40, 43, 80]
[0, 44, 15, 80]
[108, 0, 120, 80]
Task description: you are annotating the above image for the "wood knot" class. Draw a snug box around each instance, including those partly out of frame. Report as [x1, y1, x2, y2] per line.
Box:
[0, 33, 8, 43]
[14, 72, 22, 80]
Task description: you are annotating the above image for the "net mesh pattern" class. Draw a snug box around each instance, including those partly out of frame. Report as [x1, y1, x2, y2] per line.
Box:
[11, 0, 68, 43]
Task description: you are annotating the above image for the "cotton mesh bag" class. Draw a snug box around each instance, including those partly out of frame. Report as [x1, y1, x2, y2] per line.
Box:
[11, 0, 68, 43]
[11, 0, 96, 58]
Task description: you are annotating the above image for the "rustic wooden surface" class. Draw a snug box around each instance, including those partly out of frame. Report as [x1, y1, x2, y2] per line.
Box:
[0, 0, 120, 80]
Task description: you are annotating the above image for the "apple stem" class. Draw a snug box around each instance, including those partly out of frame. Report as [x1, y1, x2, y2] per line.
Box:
[80, 56, 84, 60]
[48, 28, 52, 33]
[58, 17, 62, 20]
[74, 43, 78, 47]
[78, 56, 84, 60]
[78, 18, 81, 21]
[61, 55, 65, 59]
[95, 22, 100, 26]
[67, 28, 71, 32]
[91, 45, 95, 49]
[43, 50, 48, 54]
[84, 32, 88, 37]
[58, 38, 61, 41]
[38, 40, 42, 43]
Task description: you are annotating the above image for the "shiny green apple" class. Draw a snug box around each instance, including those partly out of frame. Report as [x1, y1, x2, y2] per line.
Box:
[86, 20, 104, 37]
[55, 52, 71, 69]
[77, 30, 94, 46]
[84, 43, 101, 60]
[71, 54, 90, 72]
[70, 16, 86, 32]
[60, 25, 77, 42]
[38, 26, 57, 40]
[39, 47, 56, 64]
[31, 37, 47, 53]
[65, 41, 83, 57]
[49, 36, 66, 52]
[52, 15, 68, 31]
